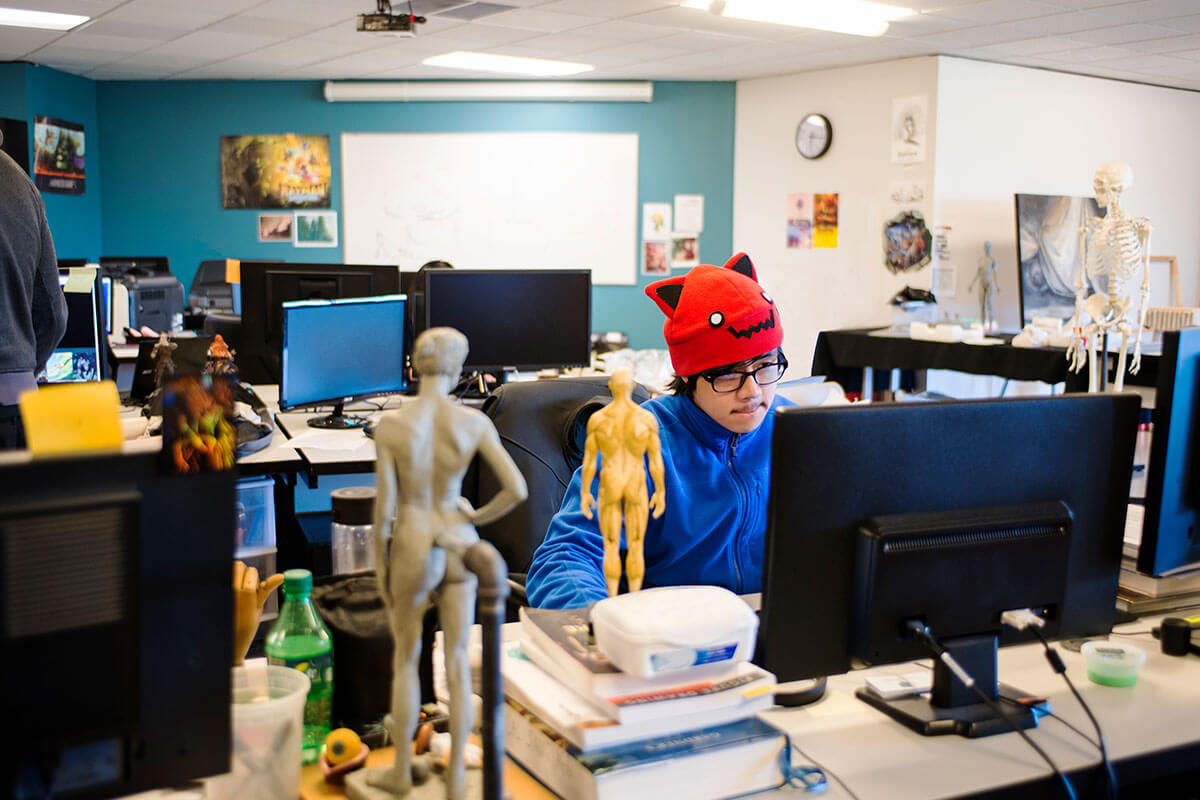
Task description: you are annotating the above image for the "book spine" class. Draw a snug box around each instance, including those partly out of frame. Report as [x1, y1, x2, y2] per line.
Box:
[505, 702, 601, 800]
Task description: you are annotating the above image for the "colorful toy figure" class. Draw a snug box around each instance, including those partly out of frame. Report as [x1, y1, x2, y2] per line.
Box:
[580, 367, 666, 596]
[205, 333, 239, 382]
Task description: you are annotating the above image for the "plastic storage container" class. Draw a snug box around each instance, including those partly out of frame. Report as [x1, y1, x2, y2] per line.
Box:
[206, 663, 310, 800]
[331, 487, 375, 575]
[591, 586, 758, 678]
[236, 476, 276, 552]
[266, 569, 334, 764]
[1081, 640, 1146, 687]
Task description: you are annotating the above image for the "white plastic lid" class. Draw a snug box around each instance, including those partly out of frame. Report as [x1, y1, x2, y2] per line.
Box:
[590, 585, 756, 647]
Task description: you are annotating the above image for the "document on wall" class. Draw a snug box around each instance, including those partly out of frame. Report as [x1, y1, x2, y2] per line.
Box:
[674, 194, 704, 233]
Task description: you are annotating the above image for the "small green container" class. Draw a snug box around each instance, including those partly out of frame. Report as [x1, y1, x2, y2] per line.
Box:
[1081, 640, 1145, 687]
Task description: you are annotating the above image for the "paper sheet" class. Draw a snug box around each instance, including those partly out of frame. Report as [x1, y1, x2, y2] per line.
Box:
[64, 266, 96, 293]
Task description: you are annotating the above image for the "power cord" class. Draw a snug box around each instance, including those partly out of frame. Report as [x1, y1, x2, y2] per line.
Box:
[1001, 609, 1118, 800]
[905, 619, 1078, 800]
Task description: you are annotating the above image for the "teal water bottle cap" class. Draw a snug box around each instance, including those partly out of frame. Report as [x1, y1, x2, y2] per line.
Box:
[282, 568, 313, 595]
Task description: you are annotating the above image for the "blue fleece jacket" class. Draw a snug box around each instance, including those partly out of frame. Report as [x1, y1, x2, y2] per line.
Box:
[526, 392, 792, 609]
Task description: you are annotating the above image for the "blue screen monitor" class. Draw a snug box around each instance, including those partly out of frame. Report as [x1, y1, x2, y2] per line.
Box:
[41, 269, 104, 383]
[280, 294, 407, 429]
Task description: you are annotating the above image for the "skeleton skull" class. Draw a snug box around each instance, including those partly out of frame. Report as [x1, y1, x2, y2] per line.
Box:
[1093, 161, 1133, 209]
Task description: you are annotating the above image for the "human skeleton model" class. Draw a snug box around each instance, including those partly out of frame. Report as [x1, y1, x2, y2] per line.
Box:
[580, 367, 666, 597]
[1066, 162, 1152, 393]
[969, 241, 999, 332]
[366, 327, 527, 800]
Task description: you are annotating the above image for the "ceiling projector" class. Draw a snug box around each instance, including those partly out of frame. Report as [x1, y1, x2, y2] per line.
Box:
[358, 0, 425, 35]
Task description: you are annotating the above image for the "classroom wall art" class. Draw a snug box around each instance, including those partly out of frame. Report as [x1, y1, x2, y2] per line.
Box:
[220, 133, 331, 209]
[33, 116, 85, 195]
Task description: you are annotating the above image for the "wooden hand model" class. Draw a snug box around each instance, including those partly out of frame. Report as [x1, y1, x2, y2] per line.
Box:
[581, 368, 666, 596]
[233, 559, 283, 666]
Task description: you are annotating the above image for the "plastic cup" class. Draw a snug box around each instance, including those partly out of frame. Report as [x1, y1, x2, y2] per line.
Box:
[206, 663, 311, 800]
[1081, 640, 1146, 687]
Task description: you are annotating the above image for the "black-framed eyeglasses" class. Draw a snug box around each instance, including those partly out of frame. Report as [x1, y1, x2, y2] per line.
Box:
[701, 355, 789, 393]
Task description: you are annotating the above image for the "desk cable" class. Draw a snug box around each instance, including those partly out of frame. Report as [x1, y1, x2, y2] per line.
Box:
[1001, 610, 1118, 800]
[905, 619, 1078, 800]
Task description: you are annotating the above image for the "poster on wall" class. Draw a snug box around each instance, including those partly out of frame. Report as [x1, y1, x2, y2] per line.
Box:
[258, 213, 292, 242]
[674, 194, 704, 233]
[33, 116, 85, 195]
[294, 211, 338, 248]
[642, 241, 669, 275]
[813, 193, 838, 249]
[642, 202, 672, 240]
[932, 224, 955, 298]
[883, 210, 932, 274]
[786, 193, 813, 249]
[220, 134, 331, 209]
[670, 235, 699, 268]
[891, 95, 927, 164]
[1016, 193, 1102, 325]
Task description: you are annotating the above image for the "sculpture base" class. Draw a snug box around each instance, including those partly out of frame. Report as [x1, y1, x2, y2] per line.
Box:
[345, 764, 483, 800]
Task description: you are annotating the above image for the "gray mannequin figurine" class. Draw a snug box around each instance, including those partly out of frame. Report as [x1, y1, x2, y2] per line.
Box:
[969, 241, 999, 332]
[351, 327, 527, 800]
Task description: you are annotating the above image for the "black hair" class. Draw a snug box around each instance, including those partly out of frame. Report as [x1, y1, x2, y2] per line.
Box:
[668, 347, 786, 398]
[418, 260, 454, 272]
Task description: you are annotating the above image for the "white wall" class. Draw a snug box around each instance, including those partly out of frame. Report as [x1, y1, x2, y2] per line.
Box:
[934, 56, 1200, 331]
[733, 57, 940, 373]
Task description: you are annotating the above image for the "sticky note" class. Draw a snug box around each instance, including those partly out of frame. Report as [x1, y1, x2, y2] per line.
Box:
[19, 381, 124, 455]
[64, 266, 97, 293]
[225, 258, 241, 284]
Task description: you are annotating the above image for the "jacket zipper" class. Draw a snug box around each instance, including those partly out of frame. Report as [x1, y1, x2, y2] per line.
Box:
[728, 433, 746, 592]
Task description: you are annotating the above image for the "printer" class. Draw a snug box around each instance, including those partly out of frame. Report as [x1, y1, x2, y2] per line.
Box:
[100, 256, 185, 335]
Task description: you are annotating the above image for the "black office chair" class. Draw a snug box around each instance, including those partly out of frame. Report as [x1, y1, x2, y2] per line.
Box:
[467, 375, 651, 615]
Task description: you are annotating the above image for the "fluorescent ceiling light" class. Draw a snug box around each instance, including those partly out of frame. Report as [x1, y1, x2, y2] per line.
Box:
[423, 51, 594, 77]
[681, 0, 914, 37]
[324, 81, 652, 103]
[0, 5, 89, 30]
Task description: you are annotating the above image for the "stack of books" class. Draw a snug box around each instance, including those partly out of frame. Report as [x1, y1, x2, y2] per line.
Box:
[503, 606, 786, 800]
[1116, 505, 1200, 615]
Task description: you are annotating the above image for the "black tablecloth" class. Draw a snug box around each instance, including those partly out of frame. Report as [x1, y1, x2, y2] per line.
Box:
[811, 328, 1159, 392]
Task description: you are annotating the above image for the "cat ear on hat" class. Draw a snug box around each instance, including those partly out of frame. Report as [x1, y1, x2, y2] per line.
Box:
[645, 275, 686, 317]
[723, 252, 757, 282]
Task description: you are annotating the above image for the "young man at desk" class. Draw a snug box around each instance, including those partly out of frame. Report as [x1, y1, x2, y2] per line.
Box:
[526, 252, 792, 609]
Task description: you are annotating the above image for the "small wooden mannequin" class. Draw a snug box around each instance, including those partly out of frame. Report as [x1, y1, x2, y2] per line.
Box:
[580, 368, 666, 596]
[232, 560, 283, 666]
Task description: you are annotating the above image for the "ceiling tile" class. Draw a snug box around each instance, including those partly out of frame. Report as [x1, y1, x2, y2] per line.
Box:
[101, 0, 269, 31]
[971, 35, 1093, 56]
[36, 31, 164, 52]
[7, 0, 125, 15]
[206, 15, 329, 38]
[1066, 21, 1189, 43]
[928, 0, 1074, 24]
[1101, 52, 1196, 70]
[77, 20, 181, 40]
[1046, 43, 1142, 61]
[535, 0, 672, 14]
[882, 13, 978, 37]
[1081, 0, 1200, 22]
[143, 29, 277, 60]
[569, 19, 677, 43]
[1158, 13, 1200, 33]
[473, 7, 603, 32]
[629, 6, 813, 41]
[912, 20, 1049, 47]
[418, 22, 540, 46]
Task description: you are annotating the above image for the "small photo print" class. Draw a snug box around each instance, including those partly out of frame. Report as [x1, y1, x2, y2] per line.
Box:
[258, 213, 292, 242]
[643, 240, 669, 275]
[787, 220, 813, 249]
[293, 211, 338, 248]
[670, 235, 699, 269]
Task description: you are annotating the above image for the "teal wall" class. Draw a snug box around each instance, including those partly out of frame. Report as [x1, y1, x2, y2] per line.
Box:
[96, 80, 735, 349]
[0, 64, 27, 120]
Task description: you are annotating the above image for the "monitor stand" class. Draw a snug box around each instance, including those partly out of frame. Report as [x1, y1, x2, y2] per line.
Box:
[307, 401, 368, 429]
[855, 634, 1039, 738]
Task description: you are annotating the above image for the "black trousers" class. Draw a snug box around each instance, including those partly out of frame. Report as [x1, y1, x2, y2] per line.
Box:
[0, 404, 25, 450]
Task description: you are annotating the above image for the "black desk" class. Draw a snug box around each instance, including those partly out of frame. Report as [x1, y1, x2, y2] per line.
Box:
[812, 328, 1160, 394]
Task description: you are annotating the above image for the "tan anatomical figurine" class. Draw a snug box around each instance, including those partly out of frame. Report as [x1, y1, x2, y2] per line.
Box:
[233, 560, 283, 666]
[581, 367, 666, 596]
[353, 327, 527, 800]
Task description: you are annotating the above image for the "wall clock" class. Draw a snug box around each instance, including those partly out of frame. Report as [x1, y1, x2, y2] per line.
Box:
[796, 113, 832, 159]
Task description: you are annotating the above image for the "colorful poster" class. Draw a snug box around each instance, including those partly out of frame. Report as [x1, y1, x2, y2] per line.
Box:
[884, 210, 933, 274]
[787, 193, 813, 249]
[294, 211, 338, 247]
[813, 193, 839, 249]
[642, 240, 668, 275]
[258, 213, 292, 242]
[220, 134, 331, 209]
[642, 202, 672, 240]
[33, 116, 85, 195]
[670, 235, 699, 269]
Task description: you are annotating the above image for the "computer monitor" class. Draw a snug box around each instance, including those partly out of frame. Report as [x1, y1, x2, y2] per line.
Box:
[760, 394, 1138, 737]
[1, 450, 233, 798]
[280, 294, 407, 429]
[1135, 327, 1200, 575]
[420, 268, 591, 374]
[238, 261, 401, 385]
[41, 268, 105, 383]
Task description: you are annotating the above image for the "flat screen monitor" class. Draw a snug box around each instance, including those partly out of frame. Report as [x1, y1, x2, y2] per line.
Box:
[280, 294, 407, 429]
[761, 394, 1138, 737]
[1, 450, 233, 798]
[420, 268, 591, 373]
[1135, 327, 1200, 575]
[41, 268, 104, 383]
[238, 261, 401, 385]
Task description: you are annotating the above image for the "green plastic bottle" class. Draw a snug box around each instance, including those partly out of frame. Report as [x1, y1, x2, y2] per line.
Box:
[265, 569, 333, 764]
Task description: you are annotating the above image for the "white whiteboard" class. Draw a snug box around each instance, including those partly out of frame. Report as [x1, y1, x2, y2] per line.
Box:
[342, 132, 638, 285]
